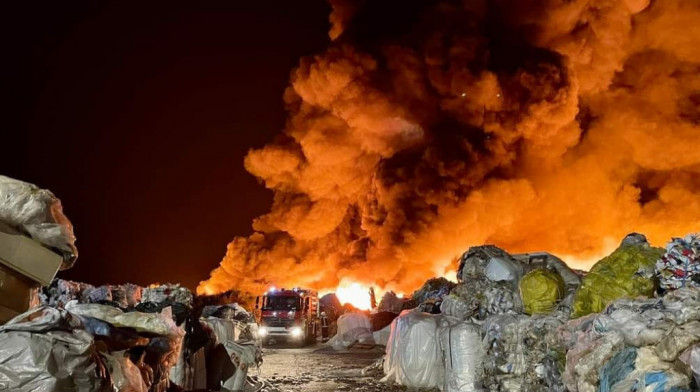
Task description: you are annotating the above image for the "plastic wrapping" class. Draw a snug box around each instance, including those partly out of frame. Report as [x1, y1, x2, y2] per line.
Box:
[382, 310, 444, 388]
[520, 268, 565, 315]
[65, 301, 184, 340]
[571, 240, 664, 318]
[0, 307, 101, 392]
[328, 311, 374, 349]
[438, 322, 484, 392]
[0, 175, 78, 267]
[372, 324, 391, 346]
[679, 345, 700, 386]
[598, 347, 693, 392]
[101, 351, 149, 392]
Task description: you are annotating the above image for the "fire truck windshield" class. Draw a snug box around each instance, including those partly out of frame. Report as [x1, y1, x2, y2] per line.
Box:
[265, 295, 301, 310]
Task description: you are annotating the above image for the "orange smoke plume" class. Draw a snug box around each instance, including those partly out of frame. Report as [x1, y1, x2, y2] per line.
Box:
[198, 0, 700, 296]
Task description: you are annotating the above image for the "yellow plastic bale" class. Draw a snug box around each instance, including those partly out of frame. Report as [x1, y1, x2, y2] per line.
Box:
[520, 268, 565, 315]
[571, 244, 663, 319]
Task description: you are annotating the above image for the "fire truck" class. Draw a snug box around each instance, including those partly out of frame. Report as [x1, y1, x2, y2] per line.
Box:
[255, 287, 320, 345]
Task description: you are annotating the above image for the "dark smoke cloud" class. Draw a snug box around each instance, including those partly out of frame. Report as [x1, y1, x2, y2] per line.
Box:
[199, 0, 700, 295]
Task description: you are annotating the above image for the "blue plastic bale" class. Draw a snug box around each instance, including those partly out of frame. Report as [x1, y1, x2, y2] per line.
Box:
[598, 347, 637, 392]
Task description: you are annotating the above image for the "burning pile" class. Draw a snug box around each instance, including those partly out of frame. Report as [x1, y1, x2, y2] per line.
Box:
[199, 0, 700, 297]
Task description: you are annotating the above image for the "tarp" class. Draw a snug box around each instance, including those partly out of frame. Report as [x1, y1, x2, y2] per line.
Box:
[571, 239, 664, 318]
[0, 175, 77, 267]
[520, 268, 565, 315]
[382, 310, 444, 388]
[0, 307, 101, 392]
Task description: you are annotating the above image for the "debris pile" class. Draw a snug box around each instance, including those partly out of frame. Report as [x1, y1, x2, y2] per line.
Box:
[656, 234, 700, 291]
[0, 177, 267, 392]
[380, 233, 700, 392]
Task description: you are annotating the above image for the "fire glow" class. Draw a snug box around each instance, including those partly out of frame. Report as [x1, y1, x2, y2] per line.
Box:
[198, 0, 700, 298]
[334, 282, 372, 310]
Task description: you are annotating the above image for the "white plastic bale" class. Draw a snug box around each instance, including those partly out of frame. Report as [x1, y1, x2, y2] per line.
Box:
[329, 311, 374, 349]
[382, 310, 444, 388]
[439, 322, 484, 392]
[373, 324, 392, 346]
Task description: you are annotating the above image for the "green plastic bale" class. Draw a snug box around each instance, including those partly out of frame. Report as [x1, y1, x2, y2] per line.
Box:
[570, 244, 664, 319]
[520, 268, 565, 315]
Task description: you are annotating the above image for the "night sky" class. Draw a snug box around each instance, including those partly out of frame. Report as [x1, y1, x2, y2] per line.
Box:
[2, 1, 331, 289]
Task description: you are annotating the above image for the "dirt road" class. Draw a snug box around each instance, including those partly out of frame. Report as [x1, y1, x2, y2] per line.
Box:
[254, 340, 408, 392]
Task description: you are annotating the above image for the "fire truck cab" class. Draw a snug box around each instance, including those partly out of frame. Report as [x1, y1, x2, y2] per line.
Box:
[255, 288, 320, 345]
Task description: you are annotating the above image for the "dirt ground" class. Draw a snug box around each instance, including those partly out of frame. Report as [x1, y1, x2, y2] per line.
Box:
[253, 339, 411, 392]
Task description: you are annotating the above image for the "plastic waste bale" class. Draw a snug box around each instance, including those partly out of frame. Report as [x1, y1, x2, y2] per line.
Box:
[377, 291, 404, 314]
[559, 288, 700, 392]
[373, 324, 392, 346]
[450, 279, 521, 319]
[571, 234, 664, 318]
[458, 245, 524, 283]
[598, 347, 693, 392]
[438, 322, 484, 392]
[440, 294, 473, 321]
[411, 277, 455, 305]
[0, 307, 101, 392]
[483, 314, 566, 392]
[679, 344, 700, 386]
[0, 175, 78, 267]
[520, 268, 565, 315]
[513, 252, 582, 315]
[656, 234, 700, 291]
[39, 279, 93, 307]
[140, 283, 193, 307]
[327, 311, 374, 349]
[382, 310, 445, 388]
[450, 245, 530, 319]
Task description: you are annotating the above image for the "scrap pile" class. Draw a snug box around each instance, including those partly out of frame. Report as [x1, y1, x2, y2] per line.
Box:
[656, 234, 700, 291]
[0, 176, 266, 392]
[381, 233, 700, 391]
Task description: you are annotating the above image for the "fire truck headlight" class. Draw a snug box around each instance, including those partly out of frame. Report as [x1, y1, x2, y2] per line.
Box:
[290, 327, 302, 337]
[259, 327, 268, 336]
[288, 311, 295, 319]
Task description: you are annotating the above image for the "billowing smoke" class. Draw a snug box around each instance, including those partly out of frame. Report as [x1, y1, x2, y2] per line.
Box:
[198, 0, 700, 296]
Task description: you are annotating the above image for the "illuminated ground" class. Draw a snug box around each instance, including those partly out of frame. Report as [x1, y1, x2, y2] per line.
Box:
[256, 340, 422, 392]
